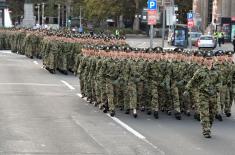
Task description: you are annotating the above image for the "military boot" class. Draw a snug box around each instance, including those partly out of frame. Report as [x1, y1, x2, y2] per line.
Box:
[133, 109, 138, 118]
[203, 131, 211, 138]
[215, 114, 223, 121]
[175, 112, 182, 120]
[154, 111, 159, 119]
[110, 110, 115, 117]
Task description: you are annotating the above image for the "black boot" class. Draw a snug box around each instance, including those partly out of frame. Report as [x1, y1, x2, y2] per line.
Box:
[140, 106, 145, 112]
[94, 102, 99, 107]
[175, 112, 182, 120]
[215, 114, 223, 121]
[194, 113, 200, 121]
[125, 109, 130, 114]
[110, 110, 115, 117]
[154, 111, 159, 119]
[167, 110, 172, 116]
[103, 106, 108, 113]
[225, 112, 231, 117]
[147, 109, 152, 115]
[133, 109, 137, 118]
[203, 131, 211, 138]
[185, 111, 191, 116]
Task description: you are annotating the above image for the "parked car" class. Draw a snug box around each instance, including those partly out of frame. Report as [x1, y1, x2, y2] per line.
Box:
[188, 32, 202, 46]
[197, 35, 217, 49]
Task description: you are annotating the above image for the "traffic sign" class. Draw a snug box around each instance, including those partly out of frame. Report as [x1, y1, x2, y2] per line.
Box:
[187, 12, 193, 20]
[148, 0, 157, 10]
[148, 10, 158, 25]
[187, 20, 194, 28]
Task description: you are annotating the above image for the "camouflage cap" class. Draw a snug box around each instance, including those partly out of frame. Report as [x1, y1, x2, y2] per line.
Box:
[203, 51, 214, 58]
[153, 47, 163, 53]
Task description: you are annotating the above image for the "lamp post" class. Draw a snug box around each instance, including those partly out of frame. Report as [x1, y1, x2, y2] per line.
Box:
[161, 0, 166, 48]
[36, 4, 40, 25]
[41, 2, 45, 26]
[79, 6, 82, 29]
[58, 4, 61, 28]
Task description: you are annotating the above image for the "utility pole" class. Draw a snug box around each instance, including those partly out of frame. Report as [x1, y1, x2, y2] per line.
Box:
[66, 0, 71, 28]
[58, 4, 60, 28]
[161, 0, 166, 48]
[37, 4, 40, 25]
[79, 6, 82, 29]
[41, 3, 45, 26]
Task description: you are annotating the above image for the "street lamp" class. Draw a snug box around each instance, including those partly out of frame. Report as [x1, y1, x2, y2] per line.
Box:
[41, 3, 45, 26]
[57, 4, 61, 28]
[35, 4, 40, 25]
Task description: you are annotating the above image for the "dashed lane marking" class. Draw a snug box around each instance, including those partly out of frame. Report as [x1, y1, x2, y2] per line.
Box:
[0, 82, 62, 87]
[60, 80, 75, 90]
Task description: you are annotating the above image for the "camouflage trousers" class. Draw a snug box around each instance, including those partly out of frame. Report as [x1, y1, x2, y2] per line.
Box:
[190, 88, 200, 114]
[114, 82, 125, 109]
[198, 92, 217, 134]
[58, 54, 68, 72]
[48, 52, 57, 71]
[218, 85, 230, 114]
[123, 81, 130, 110]
[85, 74, 92, 99]
[128, 81, 137, 109]
[150, 80, 159, 111]
[79, 74, 85, 96]
[95, 77, 107, 105]
[106, 79, 115, 111]
[171, 82, 181, 113]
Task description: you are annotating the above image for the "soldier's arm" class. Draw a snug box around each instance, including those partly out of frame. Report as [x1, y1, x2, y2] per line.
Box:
[185, 68, 201, 91]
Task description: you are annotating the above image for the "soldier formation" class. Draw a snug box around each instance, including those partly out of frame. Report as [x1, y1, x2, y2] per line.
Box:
[0, 28, 234, 138]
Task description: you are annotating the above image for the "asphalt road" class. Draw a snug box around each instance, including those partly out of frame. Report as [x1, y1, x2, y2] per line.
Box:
[0, 50, 235, 155]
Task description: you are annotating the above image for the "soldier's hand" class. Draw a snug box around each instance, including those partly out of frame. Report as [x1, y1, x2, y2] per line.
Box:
[183, 91, 189, 97]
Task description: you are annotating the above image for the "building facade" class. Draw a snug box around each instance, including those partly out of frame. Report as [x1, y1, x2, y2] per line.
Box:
[0, 0, 7, 27]
[193, 0, 235, 40]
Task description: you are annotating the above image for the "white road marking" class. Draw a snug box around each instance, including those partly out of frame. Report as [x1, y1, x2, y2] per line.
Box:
[107, 114, 145, 139]
[33, 61, 39, 65]
[60, 80, 75, 90]
[0, 82, 62, 87]
[108, 115, 165, 154]
[76, 93, 165, 154]
[0, 50, 12, 54]
[76, 93, 82, 98]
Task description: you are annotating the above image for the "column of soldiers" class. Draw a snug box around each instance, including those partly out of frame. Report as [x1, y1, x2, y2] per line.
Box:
[77, 46, 235, 138]
[0, 28, 234, 138]
[0, 28, 126, 74]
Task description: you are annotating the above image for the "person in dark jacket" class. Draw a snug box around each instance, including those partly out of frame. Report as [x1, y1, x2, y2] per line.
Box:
[233, 36, 235, 52]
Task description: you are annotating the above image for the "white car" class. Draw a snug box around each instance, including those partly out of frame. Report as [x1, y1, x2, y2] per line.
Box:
[188, 32, 202, 46]
[197, 35, 217, 49]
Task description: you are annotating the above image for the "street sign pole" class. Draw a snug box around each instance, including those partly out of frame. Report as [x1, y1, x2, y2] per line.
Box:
[147, 0, 157, 49]
[162, 0, 165, 48]
[150, 25, 153, 48]
[189, 27, 192, 49]
[187, 12, 194, 49]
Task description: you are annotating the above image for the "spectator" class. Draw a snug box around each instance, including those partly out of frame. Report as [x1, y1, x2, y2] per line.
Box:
[233, 36, 235, 52]
[221, 32, 225, 44]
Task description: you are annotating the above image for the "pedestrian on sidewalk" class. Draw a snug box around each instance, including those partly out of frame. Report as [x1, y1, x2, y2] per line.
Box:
[218, 31, 223, 47]
[232, 36, 235, 52]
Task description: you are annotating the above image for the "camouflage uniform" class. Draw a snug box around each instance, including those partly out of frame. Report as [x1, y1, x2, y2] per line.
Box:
[186, 66, 220, 137]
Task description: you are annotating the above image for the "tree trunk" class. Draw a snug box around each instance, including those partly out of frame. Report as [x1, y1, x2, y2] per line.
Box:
[119, 15, 125, 28]
[133, 0, 140, 31]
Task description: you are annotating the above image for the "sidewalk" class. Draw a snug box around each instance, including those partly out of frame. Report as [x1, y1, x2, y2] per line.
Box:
[126, 37, 233, 51]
